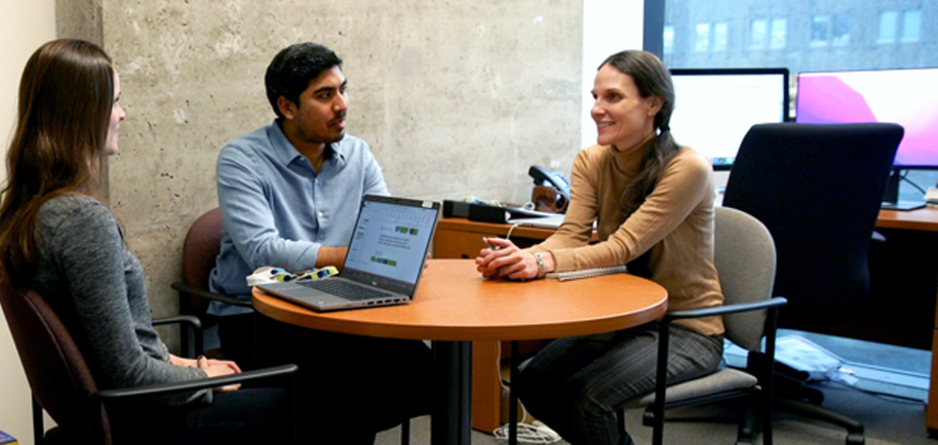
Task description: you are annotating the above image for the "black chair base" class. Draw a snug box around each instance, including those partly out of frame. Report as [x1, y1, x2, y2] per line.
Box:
[773, 362, 864, 445]
[775, 398, 864, 445]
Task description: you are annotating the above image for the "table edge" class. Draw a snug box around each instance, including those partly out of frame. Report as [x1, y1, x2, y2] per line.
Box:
[252, 289, 668, 342]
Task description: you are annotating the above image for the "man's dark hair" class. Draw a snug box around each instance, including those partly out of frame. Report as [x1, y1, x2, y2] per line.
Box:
[264, 42, 343, 119]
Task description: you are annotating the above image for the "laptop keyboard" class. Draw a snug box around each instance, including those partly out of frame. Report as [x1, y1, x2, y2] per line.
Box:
[297, 279, 393, 301]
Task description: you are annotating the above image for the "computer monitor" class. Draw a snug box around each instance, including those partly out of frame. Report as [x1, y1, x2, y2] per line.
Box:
[669, 68, 790, 171]
[796, 68, 938, 209]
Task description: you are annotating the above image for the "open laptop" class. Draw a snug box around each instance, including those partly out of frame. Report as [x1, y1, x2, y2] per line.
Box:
[257, 195, 441, 312]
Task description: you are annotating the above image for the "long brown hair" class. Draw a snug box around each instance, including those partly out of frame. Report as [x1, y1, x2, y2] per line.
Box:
[598, 50, 680, 217]
[0, 39, 114, 286]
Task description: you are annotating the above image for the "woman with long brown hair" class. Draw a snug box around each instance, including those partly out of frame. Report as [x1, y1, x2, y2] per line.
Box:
[476, 50, 726, 444]
[0, 39, 291, 444]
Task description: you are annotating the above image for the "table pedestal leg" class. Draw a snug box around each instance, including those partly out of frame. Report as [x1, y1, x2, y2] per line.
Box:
[432, 341, 472, 445]
[509, 340, 520, 445]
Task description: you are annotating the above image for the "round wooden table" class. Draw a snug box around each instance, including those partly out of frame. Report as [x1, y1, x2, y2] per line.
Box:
[253, 259, 668, 445]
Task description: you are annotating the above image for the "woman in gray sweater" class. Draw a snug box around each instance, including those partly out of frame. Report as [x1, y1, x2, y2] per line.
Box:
[0, 39, 291, 444]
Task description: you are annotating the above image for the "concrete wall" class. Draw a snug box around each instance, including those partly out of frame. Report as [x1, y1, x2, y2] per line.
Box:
[0, 4, 57, 445]
[60, 0, 590, 334]
[1, 1, 642, 442]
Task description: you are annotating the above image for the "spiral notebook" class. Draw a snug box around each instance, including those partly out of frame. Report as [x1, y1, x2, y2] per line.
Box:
[545, 264, 629, 282]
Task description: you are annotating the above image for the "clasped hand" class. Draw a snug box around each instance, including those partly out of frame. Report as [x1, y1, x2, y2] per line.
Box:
[475, 237, 541, 281]
[173, 354, 242, 392]
[198, 356, 243, 392]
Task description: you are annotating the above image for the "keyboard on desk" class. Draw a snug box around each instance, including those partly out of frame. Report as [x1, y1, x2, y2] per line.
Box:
[296, 279, 393, 301]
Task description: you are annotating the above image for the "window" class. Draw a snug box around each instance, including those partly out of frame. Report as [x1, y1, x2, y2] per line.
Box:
[811, 15, 830, 45]
[832, 13, 850, 45]
[695, 23, 710, 52]
[750, 19, 767, 49]
[902, 10, 921, 42]
[713, 22, 728, 52]
[664, 25, 675, 54]
[661, 1, 936, 72]
[879, 10, 898, 43]
[770, 18, 787, 49]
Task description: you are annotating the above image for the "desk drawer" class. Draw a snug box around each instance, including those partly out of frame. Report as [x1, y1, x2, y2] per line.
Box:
[434, 229, 493, 259]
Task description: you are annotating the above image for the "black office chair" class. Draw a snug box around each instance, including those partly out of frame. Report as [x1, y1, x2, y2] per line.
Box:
[723, 122, 904, 445]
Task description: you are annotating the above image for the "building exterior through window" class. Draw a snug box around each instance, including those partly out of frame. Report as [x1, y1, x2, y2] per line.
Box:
[663, 1, 935, 75]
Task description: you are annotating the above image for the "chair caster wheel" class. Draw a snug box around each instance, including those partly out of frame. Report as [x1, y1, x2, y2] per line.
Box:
[845, 432, 864, 445]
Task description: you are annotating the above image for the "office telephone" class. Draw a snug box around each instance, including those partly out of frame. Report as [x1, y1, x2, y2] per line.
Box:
[529, 165, 571, 213]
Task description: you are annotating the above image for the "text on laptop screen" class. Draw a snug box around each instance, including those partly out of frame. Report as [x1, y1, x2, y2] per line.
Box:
[344, 199, 437, 286]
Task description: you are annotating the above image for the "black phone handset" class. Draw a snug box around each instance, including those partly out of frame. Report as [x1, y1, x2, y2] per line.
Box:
[529, 165, 571, 212]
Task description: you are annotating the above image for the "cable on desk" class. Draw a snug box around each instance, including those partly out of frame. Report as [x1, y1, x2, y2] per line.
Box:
[505, 223, 521, 241]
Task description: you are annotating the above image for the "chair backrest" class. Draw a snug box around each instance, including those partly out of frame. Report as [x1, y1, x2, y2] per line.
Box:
[0, 284, 110, 445]
[179, 207, 222, 315]
[714, 206, 777, 351]
[722, 123, 903, 329]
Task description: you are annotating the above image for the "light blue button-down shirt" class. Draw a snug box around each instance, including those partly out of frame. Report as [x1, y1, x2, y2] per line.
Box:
[208, 121, 389, 315]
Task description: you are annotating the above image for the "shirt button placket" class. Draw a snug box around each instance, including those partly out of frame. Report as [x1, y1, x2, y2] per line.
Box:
[313, 178, 323, 230]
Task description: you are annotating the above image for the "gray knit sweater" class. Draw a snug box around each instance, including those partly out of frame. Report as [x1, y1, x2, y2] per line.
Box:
[29, 194, 211, 406]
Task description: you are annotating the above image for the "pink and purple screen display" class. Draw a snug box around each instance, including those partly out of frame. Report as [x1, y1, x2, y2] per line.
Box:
[796, 69, 938, 167]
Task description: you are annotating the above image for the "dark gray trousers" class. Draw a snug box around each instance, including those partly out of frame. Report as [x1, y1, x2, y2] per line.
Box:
[516, 322, 724, 445]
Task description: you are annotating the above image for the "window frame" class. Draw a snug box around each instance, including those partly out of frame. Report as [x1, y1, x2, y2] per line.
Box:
[644, 0, 666, 56]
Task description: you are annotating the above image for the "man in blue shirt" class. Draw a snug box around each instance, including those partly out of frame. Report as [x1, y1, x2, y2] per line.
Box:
[209, 42, 430, 444]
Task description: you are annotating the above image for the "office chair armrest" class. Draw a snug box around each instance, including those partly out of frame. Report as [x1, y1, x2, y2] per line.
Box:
[663, 297, 788, 322]
[647, 297, 786, 439]
[171, 281, 252, 307]
[152, 315, 202, 331]
[93, 363, 298, 400]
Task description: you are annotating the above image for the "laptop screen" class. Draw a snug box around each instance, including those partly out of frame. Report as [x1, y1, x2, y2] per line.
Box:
[342, 196, 440, 295]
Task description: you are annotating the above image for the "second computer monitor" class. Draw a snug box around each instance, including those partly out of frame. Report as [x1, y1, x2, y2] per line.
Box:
[669, 68, 790, 170]
[796, 67, 938, 169]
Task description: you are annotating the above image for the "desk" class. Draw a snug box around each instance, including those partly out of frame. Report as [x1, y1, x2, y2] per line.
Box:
[252, 259, 668, 445]
[433, 218, 568, 259]
[877, 207, 938, 432]
[877, 207, 938, 232]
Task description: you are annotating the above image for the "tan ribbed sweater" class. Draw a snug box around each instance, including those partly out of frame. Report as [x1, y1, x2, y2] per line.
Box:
[528, 142, 725, 336]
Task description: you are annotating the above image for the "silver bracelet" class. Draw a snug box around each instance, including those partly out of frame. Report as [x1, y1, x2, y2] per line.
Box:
[533, 252, 546, 278]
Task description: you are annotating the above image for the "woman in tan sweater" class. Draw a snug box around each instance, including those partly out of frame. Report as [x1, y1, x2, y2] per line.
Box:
[476, 50, 725, 445]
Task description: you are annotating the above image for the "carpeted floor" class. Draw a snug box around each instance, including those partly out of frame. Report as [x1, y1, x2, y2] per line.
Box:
[377, 331, 935, 444]
[377, 382, 932, 444]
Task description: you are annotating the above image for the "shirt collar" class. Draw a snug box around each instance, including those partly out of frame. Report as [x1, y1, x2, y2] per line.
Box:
[267, 120, 348, 168]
